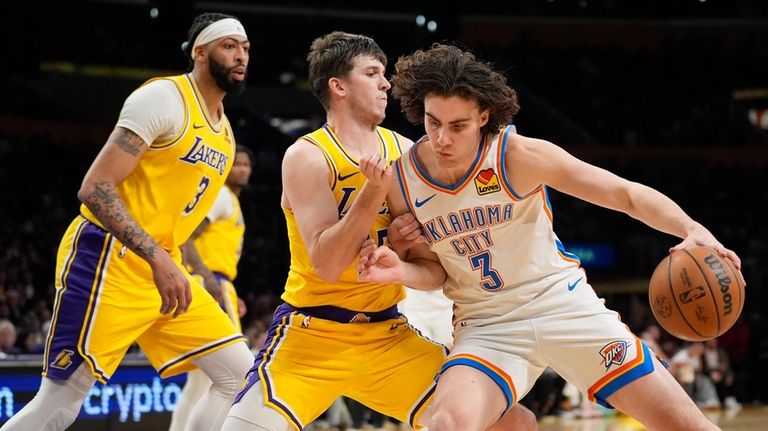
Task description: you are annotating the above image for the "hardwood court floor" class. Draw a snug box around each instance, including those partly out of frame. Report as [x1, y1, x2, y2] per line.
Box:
[311, 406, 768, 431]
[536, 406, 768, 431]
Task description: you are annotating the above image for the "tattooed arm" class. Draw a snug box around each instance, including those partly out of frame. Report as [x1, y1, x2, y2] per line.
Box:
[77, 126, 192, 317]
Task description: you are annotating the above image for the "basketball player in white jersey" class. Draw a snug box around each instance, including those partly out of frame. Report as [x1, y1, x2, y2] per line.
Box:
[0, 13, 254, 431]
[358, 44, 744, 431]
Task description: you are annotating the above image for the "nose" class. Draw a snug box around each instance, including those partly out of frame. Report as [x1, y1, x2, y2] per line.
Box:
[381, 76, 391, 91]
[436, 128, 450, 148]
[236, 45, 249, 63]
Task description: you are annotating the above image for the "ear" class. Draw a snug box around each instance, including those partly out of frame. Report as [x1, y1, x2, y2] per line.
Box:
[328, 77, 345, 98]
[479, 109, 490, 127]
[193, 45, 205, 61]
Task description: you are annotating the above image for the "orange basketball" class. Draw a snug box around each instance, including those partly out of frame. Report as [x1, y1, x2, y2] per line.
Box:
[648, 246, 745, 341]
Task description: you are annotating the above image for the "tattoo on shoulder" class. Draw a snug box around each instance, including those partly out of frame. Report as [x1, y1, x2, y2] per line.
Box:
[112, 127, 146, 157]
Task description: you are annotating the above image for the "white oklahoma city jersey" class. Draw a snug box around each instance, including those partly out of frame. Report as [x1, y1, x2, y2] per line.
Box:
[396, 126, 580, 324]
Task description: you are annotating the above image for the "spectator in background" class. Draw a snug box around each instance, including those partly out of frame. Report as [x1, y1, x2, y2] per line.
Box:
[641, 324, 668, 362]
[703, 338, 740, 409]
[670, 342, 720, 408]
[717, 315, 752, 403]
[0, 319, 20, 358]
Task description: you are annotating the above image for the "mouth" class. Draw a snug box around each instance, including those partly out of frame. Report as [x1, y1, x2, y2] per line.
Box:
[231, 68, 247, 80]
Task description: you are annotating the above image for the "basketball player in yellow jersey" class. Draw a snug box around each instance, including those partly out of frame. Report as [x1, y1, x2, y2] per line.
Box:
[0, 13, 254, 431]
[222, 32, 536, 431]
[170, 144, 254, 431]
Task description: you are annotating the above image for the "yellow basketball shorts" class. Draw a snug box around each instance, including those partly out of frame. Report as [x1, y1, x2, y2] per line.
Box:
[190, 273, 242, 333]
[43, 216, 246, 383]
[233, 303, 448, 430]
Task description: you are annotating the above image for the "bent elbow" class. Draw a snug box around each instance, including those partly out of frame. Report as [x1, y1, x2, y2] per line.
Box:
[77, 183, 92, 205]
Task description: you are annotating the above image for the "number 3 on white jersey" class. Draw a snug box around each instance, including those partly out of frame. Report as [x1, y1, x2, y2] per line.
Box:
[469, 250, 504, 291]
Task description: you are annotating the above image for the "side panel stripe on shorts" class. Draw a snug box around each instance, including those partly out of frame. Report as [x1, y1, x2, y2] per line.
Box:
[408, 379, 436, 428]
[44, 222, 112, 381]
[257, 309, 304, 431]
[78, 230, 115, 381]
[43, 219, 88, 376]
[588, 339, 654, 407]
[441, 354, 518, 412]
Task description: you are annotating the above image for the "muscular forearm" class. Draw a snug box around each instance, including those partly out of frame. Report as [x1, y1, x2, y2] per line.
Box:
[626, 183, 699, 238]
[311, 183, 388, 281]
[181, 241, 212, 278]
[80, 180, 161, 262]
[397, 258, 447, 291]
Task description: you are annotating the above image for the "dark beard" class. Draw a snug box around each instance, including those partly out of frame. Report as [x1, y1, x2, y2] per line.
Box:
[210, 58, 248, 94]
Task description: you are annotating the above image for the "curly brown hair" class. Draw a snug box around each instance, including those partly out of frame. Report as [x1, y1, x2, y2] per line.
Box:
[391, 44, 519, 135]
[306, 32, 387, 111]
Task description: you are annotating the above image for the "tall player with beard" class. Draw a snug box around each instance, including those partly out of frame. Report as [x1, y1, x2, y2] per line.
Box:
[0, 13, 254, 431]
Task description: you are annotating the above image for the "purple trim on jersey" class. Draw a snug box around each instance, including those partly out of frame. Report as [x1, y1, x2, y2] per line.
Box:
[376, 128, 389, 160]
[408, 381, 436, 428]
[593, 342, 655, 408]
[45, 221, 111, 381]
[233, 303, 303, 429]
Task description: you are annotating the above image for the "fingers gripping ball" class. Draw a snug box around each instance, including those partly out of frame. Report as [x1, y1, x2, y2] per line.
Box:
[649, 246, 745, 341]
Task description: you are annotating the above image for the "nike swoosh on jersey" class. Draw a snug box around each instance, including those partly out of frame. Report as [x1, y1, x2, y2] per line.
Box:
[192, 123, 205, 129]
[414, 194, 437, 208]
[337, 172, 359, 181]
[567, 277, 584, 291]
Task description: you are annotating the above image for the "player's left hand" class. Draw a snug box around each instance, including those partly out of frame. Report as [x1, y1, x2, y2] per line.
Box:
[357, 239, 403, 283]
[670, 222, 743, 272]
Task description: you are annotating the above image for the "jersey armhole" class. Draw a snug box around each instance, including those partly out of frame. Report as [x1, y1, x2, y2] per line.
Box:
[151, 79, 188, 150]
[302, 136, 339, 190]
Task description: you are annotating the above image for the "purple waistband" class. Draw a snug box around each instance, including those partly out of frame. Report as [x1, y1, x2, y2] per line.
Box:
[284, 303, 400, 323]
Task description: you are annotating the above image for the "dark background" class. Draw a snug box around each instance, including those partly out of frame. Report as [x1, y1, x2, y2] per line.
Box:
[1, 0, 767, 409]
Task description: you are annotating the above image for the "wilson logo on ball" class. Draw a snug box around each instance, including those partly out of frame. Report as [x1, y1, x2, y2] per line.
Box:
[704, 254, 733, 315]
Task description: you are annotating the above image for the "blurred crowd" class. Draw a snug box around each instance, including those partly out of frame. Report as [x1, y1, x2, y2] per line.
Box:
[2, 17, 768, 422]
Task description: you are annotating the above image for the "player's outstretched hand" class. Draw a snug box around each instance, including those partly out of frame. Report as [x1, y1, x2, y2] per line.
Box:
[669, 222, 743, 271]
[357, 239, 403, 283]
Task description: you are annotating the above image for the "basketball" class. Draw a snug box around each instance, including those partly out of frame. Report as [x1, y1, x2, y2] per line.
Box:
[648, 246, 745, 341]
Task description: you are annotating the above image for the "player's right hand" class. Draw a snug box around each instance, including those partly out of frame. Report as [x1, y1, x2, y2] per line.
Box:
[388, 213, 426, 253]
[151, 252, 192, 318]
[202, 272, 223, 302]
[359, 153, 394, 191]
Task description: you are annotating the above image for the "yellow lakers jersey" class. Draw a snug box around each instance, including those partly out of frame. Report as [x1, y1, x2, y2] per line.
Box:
[194, 185, 245, 280]
[281, 125, 406, 311]
[81, 74, 236, 257]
